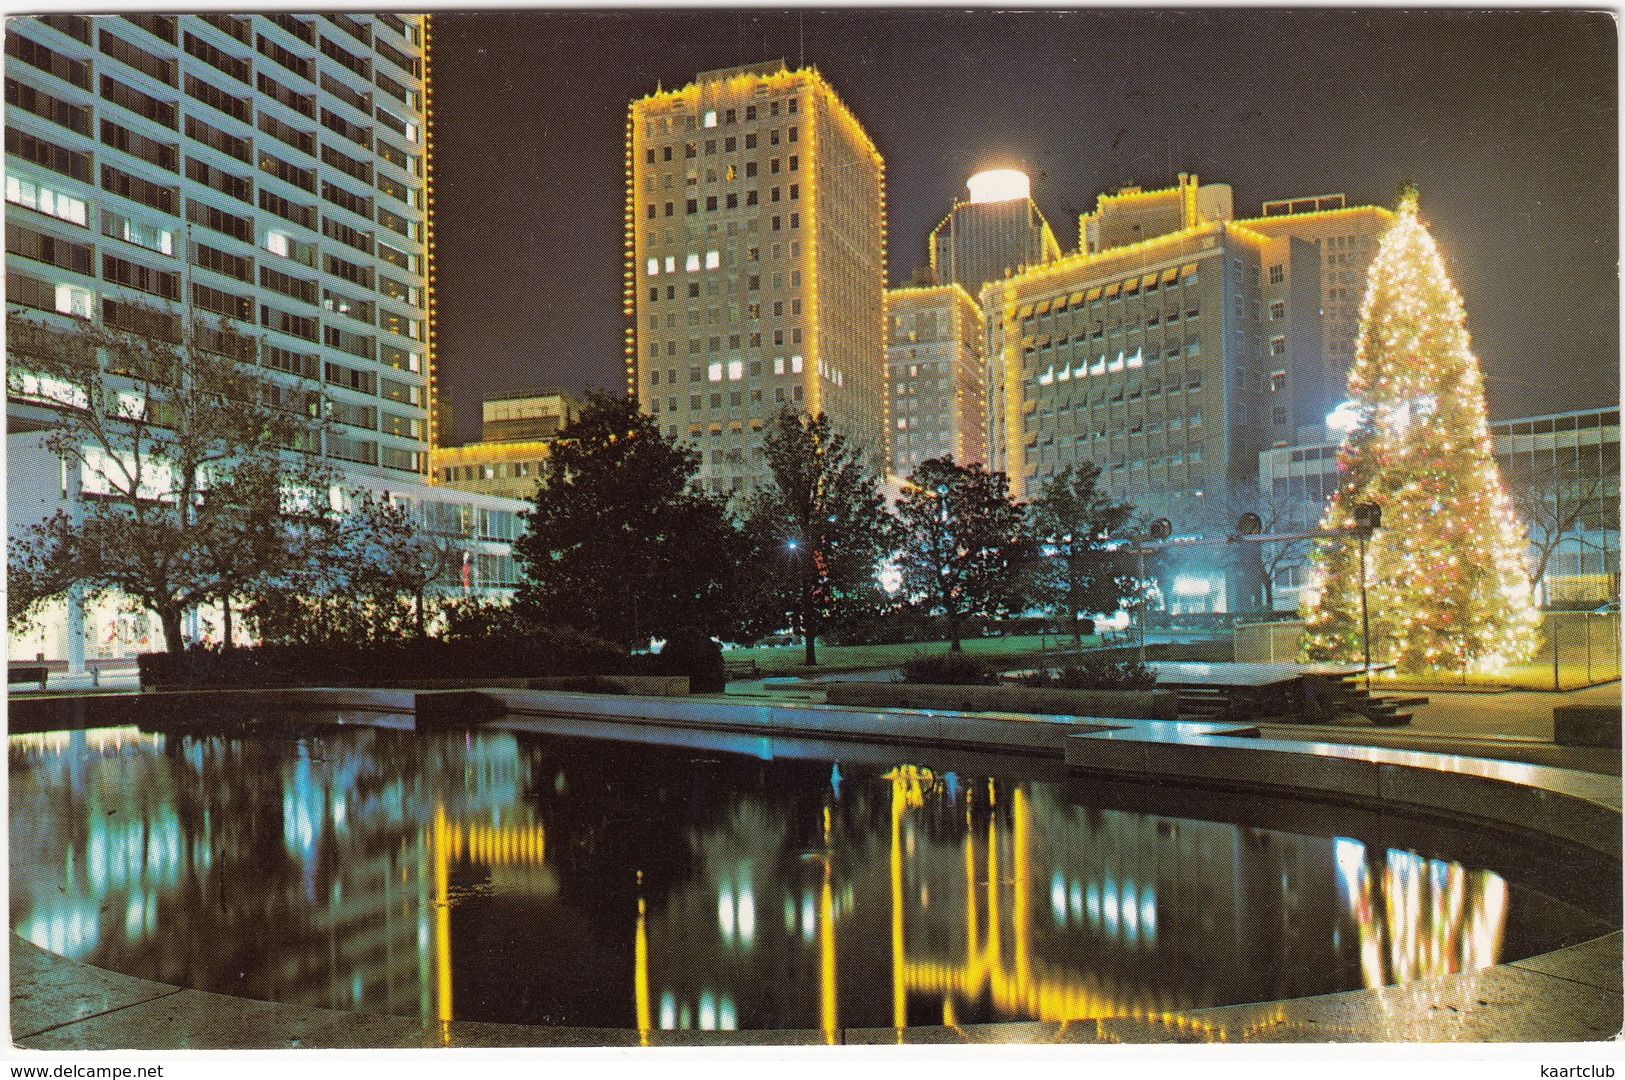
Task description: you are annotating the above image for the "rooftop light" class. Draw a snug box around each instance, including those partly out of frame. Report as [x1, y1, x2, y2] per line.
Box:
[967, 169, 1030, 205]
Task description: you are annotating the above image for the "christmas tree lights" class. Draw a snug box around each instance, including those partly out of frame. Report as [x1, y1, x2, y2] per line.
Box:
[1302, 184, 1540, 674]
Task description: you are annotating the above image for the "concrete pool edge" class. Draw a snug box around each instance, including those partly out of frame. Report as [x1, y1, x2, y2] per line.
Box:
[9, 686, 1624, 1047]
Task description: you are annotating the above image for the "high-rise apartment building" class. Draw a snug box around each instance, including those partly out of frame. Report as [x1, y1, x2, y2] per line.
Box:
[928, 168, 1061, 295]
[6, 13, 435, 476]
[5, 14, 532, 664]
[885, 283, 985, 475]
[627, 61, 886, 496]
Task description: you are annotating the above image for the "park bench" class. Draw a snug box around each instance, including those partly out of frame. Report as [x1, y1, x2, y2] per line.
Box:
[8, 664, 49, 691]
[723, 657, 761, 680]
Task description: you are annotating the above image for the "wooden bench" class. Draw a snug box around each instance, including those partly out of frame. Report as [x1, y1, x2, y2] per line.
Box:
[723, 657, 761, 680]
[8, 664, 48, 691]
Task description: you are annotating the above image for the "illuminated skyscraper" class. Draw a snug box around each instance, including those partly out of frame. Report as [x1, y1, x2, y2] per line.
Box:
[627, 62, 887, 496]
[928, 168, 1060, 296]
[885, 283, 985, 474]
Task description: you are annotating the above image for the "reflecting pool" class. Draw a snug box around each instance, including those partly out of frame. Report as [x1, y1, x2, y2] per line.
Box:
[10, 723, 1615, 1036]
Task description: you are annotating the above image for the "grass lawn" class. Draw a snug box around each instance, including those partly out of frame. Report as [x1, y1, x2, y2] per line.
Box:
[729, 633, 1114, 677]
[1380, 659, 1621, 692]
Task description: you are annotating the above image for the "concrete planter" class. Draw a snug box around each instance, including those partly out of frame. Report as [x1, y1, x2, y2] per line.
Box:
[824, 681, 1178, 719]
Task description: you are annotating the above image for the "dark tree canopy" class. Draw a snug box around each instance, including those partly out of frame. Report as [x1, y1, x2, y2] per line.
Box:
[741, 411, 893, 664]
[512, 394, 747, 649]
[1028, 463, 1135, 642]
[894, 456, 1031, 651]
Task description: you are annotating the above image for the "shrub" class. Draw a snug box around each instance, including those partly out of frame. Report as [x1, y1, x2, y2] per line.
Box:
[1015, 655, 1157, 690]
[647, 629, 725, 694]
[901, 653, 999, 686]
[136, 626, 687, 691]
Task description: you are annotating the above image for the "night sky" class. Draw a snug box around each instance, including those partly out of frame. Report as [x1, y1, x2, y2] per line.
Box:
[429, 9, 1618, 446]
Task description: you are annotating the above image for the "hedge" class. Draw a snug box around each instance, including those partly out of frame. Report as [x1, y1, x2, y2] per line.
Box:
[138, 628, 726, 694]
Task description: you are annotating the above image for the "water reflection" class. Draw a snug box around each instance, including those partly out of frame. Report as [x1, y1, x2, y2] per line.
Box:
[9, 725, 1590, 1034]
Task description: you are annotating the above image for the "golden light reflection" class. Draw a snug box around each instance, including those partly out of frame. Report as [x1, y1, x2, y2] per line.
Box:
[888, 770, 1165, 1025]
[635, 891, 652, 1046]
[426, 806, 551, 1028]
[819, 859, 837, 1044]
[432, 804, 453, 1029]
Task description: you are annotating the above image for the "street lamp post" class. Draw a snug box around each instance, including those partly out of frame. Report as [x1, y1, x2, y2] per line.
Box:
[1351, 503, 1382, 692]
[1136, 518, 1172, 665]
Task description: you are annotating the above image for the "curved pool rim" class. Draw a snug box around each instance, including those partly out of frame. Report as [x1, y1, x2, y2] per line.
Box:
[10, 686, 1622, 1047]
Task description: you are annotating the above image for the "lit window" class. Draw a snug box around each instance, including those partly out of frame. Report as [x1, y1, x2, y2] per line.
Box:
[7, 176, 88, 226]
[647, 258, 659, 275]
[773, 357, 784, 375]
[727, 360, 743, 380]
[686, 253, 700, 272]
[664, 256, 676, 273]
[55, 283, 92, 318]
[703, 110, 717, 128]
[705, 250, 720, 269]
[708, 363, 723, 382]
[790, 355, 803, 373]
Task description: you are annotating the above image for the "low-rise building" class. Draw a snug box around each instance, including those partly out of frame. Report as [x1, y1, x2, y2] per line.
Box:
[1258, 406, 1620, 610]
[428, 389, 580, 499]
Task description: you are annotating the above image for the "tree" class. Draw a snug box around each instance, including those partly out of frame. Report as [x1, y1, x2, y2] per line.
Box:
[245, 494, 461, 644]
[741, 411, 893, 665]
[1193, 481, 1319, 612]
[1028, 463, 1135, 644]
[1302, 185, 1540, 673]
[1508, 460, 1619, 604]
[512, 394, 747, 650]
[894, 456, 1031, 651]
[6, 305, 328, 654]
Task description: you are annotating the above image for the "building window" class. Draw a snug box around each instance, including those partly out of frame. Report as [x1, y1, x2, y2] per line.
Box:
[1268, 263, 1284, 284]
[1269, 300, 1285, 320]
[1270, 336, 1287, 356]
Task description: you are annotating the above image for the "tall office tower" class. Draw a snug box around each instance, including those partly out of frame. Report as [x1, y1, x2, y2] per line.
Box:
[5, 13, 434, 478]
[627, 62, 887, 497]
[985, 216, 1279, 525]
[1234, 194, 1395, 442]
[885, 283, 985, 475]
[928, 168, 1060, 295]
[984, 175, 1398, 612]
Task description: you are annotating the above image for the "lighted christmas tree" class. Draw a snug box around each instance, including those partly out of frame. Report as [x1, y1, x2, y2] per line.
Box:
[1302, 183, 1540, 674]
